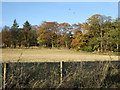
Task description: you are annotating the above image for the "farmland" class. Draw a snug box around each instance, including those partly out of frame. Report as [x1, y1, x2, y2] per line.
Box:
[1, 48, 120, 88]
[1, 2, 120, 88]
[1, 48, 119, 62]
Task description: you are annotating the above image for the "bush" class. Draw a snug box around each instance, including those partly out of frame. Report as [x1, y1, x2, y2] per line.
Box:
[3, 61, 120, 88]
[80, 46, 93, 52]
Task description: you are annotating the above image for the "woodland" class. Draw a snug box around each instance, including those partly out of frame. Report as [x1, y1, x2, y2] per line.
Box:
[1, 14, 119, 52]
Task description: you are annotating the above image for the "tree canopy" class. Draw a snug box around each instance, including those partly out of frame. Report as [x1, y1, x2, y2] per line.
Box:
[1, 14, 119, 52]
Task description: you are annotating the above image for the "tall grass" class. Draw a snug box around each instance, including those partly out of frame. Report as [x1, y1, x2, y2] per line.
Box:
[2, 61, 120, 88]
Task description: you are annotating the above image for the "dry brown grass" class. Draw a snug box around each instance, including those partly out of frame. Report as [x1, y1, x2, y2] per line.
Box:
[1, 48, 119, 62]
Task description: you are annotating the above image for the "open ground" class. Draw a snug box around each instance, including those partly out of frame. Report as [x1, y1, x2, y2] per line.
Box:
[1, 48, 119, 62]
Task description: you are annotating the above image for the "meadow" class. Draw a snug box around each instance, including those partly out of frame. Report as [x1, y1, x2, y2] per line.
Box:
[1, 48, 119, 62]
[1, 48, 120, 88]
[1, 2, 119, 88]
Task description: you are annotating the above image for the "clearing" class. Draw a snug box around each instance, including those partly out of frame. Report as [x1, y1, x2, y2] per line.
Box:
[1, 48, 119, 62]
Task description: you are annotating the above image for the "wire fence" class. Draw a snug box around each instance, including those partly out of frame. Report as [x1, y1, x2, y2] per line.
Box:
[1, 61, 120, 88]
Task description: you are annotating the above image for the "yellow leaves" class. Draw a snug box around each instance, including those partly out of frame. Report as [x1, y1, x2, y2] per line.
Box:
[57, 37, 64, 44]
[87, 14, 101, 21]
[58, 23, 70, 26]
[71, 30, 85, 47]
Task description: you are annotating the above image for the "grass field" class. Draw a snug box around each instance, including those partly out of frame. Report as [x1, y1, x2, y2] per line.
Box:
[1, 48, 119, 62]
[1, 48, 120, 88]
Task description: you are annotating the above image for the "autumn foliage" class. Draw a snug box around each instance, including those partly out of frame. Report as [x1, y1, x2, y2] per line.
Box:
[1, 14, 119, 52]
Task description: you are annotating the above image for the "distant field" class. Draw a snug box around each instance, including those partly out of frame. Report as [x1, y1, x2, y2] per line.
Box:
[1, 48, 119, 62]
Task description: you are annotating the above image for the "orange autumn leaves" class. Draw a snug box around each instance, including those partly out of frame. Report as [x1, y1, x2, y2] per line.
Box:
[37, 21, 87, 48]
[71, 30, 85, 47]
[2, 14, 118, 52]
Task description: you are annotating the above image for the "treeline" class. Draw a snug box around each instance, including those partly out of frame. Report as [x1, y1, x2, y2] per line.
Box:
[1, 14, 119, 52]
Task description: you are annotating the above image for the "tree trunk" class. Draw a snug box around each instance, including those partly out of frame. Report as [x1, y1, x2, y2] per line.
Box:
[52, 39, 54, 48]
[14, 43, 16, 48]
[100, 28, 103, 52]
[97, 47, 100, 52]
[117, 43, 118, 52]
[65, 41, 68, 48]
[100, 42, 103, 52]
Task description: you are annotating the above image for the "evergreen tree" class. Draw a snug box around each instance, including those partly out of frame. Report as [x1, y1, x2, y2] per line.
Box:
[23, 21, 32, 47]
[2, 26, 11, 47]
[10, 19, 19, 48]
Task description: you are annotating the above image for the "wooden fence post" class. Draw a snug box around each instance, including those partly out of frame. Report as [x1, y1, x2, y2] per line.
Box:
[3, 63, 6, 89]
[60, 61, 63, 84]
